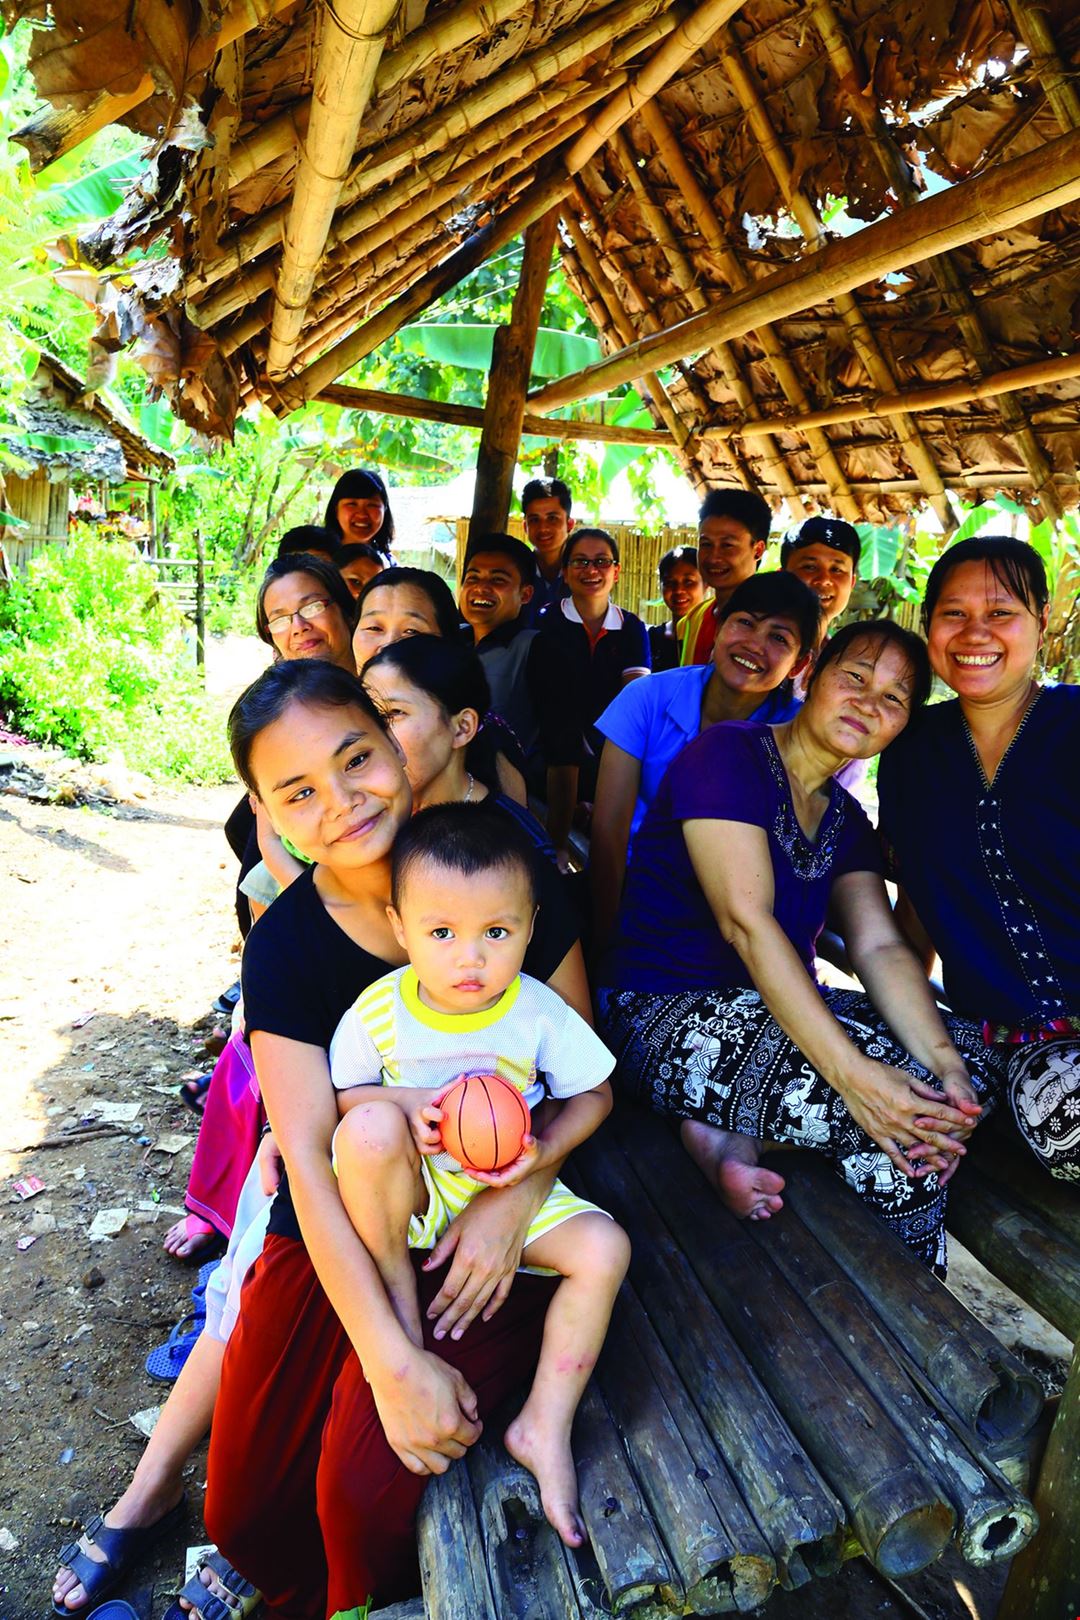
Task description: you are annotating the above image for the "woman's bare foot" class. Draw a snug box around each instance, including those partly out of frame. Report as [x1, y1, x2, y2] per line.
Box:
[163, 1214, 219, 1260]
[177, 1552, 258, 1616]
[505, 1410, 586, 1549]
[680, 1121, 785, 1219]
[52, 1486, 184, 1612]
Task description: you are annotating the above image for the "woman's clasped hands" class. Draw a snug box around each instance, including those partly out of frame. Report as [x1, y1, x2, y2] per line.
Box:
[839, 1059, 982, 1183]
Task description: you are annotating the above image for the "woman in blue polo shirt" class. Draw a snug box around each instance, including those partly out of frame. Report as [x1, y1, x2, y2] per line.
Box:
[527, 527, 651, 868]
[590, 572, 817, 952]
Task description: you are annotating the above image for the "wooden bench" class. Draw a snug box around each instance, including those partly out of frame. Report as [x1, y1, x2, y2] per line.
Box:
[365, 1098, 1080, 1619]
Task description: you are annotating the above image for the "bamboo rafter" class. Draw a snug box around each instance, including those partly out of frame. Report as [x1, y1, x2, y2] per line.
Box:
[807, 0, 1064, 521]
[716, 23, 954, 530]
[315, 382, 674, 442]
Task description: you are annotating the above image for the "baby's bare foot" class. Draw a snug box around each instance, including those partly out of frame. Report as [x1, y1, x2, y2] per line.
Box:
[505, 1413, 586, 1548]
[681, 1121, 785, 1219]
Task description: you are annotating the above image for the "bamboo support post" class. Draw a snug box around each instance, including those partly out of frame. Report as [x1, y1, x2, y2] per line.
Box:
[573, 1134, 847, 1589]
[946, 1166, 1080, 1343]
[716, 26, 953, 530]
[189, 0, 671, 302]
[525, 124, 1080, 413]
[265, 0, 400, 376]
[608, 126, 806, 514]
[739, 1182, 1038, 1566]
[701, 348, 1080, 439]
[616, 1121, 957, 1580]
[638, 99, 865, 520]
[276, 0, 756, 409]
[807, 0, 1062, 520]
[997, 1343, 1080, 1620]
[11, 0, 296, 171]
[469, 206, 560, 541]
[781, 1159, 1044, 1440]
[228, 0, 530, 185]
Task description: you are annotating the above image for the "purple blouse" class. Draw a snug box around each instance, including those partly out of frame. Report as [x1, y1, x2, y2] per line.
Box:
[602, 721, 882, 994]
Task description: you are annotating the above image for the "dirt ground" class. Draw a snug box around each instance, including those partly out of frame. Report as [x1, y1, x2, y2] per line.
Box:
[0, 636, 1069, 1620]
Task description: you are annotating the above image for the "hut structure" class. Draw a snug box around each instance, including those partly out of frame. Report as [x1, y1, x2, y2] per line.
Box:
[0, 350, 175, 573]
[7, 3, 1080, 1617]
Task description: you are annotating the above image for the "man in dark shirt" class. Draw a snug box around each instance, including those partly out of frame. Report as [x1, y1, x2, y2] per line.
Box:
[521, 477, 574, 624]
[459, 532, 541, 767]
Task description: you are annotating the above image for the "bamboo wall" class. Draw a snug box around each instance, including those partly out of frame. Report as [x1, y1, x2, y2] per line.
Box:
[2, 470, 71, 575]
[453, 517, 699, 624]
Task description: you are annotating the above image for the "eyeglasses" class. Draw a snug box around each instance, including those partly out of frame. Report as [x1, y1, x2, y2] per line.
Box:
[567, 557, 616, 572]
[266, 599, 330, 636]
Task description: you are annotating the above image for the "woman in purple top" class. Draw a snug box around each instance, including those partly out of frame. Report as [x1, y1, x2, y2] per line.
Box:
[597, 620, 1007, 1273]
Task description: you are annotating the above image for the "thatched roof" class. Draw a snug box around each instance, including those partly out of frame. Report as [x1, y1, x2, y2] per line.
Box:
[8, 0, 1080, 521]
[4, 351, 176, 482]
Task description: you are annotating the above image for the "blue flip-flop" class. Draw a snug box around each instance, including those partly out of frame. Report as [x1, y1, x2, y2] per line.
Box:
[191, 1260, 220, 1315]
[145, 1313, 203, 1382]
[85, 1604, 142, 1620]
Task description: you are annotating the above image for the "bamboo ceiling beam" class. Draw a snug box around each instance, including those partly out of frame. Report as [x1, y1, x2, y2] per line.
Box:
[717, 26, 953, 530]
[562, 205, 703, 483]
[608, 126, 806, 514]
[10, 0, 296, 171]
[1005, 0, 1080, 131]
[807, 0, 1062, 522]
[229, 0, 530, 185]
[275, 0, 752, 411]
[525, 124, 1080, 413]
[201, 74, 615, 330]
[701, 349, 1080, 439]
[188, 0, 671, 302]
[638, 100, 861, 520]
[265, 0, 401, 377]
[315, 383, 674, 443]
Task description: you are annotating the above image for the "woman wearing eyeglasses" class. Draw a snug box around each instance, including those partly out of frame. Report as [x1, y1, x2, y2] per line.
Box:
[527, 527, 651, 870]
[255, 553, 359, 671]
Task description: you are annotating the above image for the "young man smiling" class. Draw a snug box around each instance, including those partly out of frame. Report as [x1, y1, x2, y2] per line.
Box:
[459, 532, 541, 764]
[678, 489, 772, 666]
[781, 515, 860, 638]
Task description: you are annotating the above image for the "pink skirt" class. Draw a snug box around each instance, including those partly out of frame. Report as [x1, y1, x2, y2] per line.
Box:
[185, 1027, 265, 1239]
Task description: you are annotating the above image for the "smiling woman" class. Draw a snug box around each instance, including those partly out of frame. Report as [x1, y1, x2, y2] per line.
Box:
[324, 468, 394, 561]
[596, 618, 1007, 1275]
[255, 554, 358, 671]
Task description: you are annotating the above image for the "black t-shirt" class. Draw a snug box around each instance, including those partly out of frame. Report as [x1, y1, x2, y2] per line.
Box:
[242, 797, 580, 1238]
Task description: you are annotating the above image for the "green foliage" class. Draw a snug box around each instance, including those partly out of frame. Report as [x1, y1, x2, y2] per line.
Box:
[0, 536, 233, 782]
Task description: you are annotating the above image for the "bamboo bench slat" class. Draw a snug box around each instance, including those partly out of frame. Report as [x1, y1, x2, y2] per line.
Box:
[946, 1165, 1080, 1343]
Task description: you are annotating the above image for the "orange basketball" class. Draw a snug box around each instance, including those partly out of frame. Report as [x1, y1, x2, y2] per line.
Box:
[437, 1072, 531, 1173]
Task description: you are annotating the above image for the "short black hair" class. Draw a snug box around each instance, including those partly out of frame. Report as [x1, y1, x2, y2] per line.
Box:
[923, 536, 1049, 627]
[277, 525, 339, 560]
[391, 801, 538, 912]
[462, 532, 538, 590]
[255, 553, 358, 645]
[808, 618, 933, 709]
[354, 566, 461, 642]
[658, 545, 700, 582]
[716, 571, 823, 656]
[698, 488, 772, 542]
[521, 477, 572, 516]
[324, 468, 394, 558]
[336, 542, 385, 572]
[780, 515, 861, 569]
[561, 526, 619, 568]
[229, 659, 388, 794]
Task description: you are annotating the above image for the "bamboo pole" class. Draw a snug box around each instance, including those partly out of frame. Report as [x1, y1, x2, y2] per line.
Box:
[265, 0, 401, 377]
[278, 0, 754, 411]
[188, 0, 671, 301]
[10, 0, 296, 171]
[228, 0, 530, 185]
[609, 125, 806, 514]
[639, 100, 861, 520]
[716, 26, 954, 531]
[314, 383, 674, 443]
[1005, 0, 1080, 133]
[526, 125, 1080, 414]
[998, 1344, 1080, 1620]
[807, 0, 1063, 521]
[470, 206, 561, 540]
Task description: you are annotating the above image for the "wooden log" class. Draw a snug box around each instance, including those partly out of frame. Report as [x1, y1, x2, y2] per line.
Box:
[465, 1433, 592, 1618]
[313, 383, 673, 444]
[573, 1133, 846, 1589]
[416, 1455, 497, 1619]
[997, 1343, 1080, 1620]
[609, 1117, 957, 1580]
[265, 0, 400, 376]
[738, 1197, 1038, 1566]
[527, 125, 1080, 414]
[367, 1601, 426, 1618]
[599, 1287, 776, 1611]
[781, 1156, 1043, 1441]
[470, 206, 560, 541]
[945, 1165, 1080, 1342]
[966, 1121, 1080, 1251]
[575, 1381, 683, 1611]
